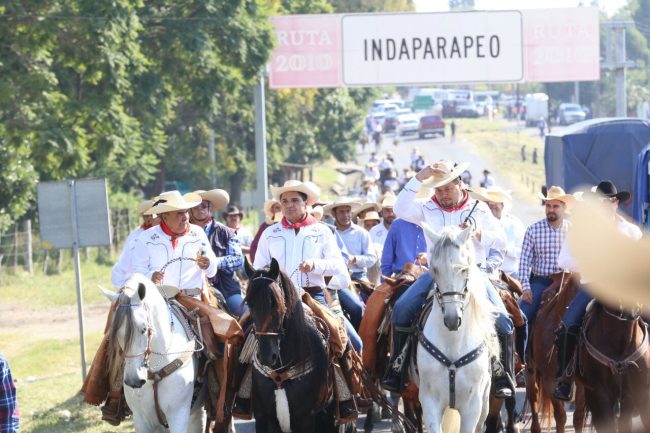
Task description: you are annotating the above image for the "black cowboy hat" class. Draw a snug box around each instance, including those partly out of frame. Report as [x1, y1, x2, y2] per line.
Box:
[222, 205, 244, 218]
[594, 180, 630, 202]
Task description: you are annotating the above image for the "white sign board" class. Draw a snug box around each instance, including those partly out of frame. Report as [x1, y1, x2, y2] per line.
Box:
[341, 11, 523, 86]
[38, 178, 111, 249]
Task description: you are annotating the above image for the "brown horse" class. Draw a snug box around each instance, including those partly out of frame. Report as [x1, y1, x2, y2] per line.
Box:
[526, 272, 586, 433]
[577, 302, 650, 432]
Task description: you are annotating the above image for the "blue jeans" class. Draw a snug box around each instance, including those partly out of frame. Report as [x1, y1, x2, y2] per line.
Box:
[226, 293, 248, 318]
[307, 288, 363, 353]
[518, 275, 552, 324]
[392, 271, 513, 335]
[338, 287, 365, 330]
[561, 287, 592, 327]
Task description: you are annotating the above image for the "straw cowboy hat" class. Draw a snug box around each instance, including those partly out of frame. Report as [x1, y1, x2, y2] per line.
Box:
[379, 194, 396, 208]
[263, 199, 283, 222]
[137, 199, 156, 216]
[270, 180, 320, 206]
[309, 205, 324, 221]
[145, 191, 202, 215]
[323, 198, 362, 214]
[421, 160, 471, 189]
[192, 189, 229, 210]
[466, 187, 492, 203]
[569, 197, 650, 307]
[485, 186, 514, 214]
[359, 211, 381, 222]
[353, 200, 381, 218]
[590, 180, 631, 202]
[538, 186, 575, 206]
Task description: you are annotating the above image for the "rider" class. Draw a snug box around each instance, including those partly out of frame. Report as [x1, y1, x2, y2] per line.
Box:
[381, 160, 516, 399]
[249, 199, 283, 263]
[369, 194, 396, 258]
[380, 218, 428, 279]
[552, 181, 642, 401]
[518, 186, 573, 358]
[187, 189, 246, 318]
[111, 198, 160, 288]
[325, 198, 377, 330]
[253, 180, 361, 420]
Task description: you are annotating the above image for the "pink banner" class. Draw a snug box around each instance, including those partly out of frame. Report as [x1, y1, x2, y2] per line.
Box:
[269, 15, 342, 89]
[523, 8, 600, 82]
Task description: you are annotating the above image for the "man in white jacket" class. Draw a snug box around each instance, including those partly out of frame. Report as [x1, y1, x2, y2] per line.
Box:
[382, 160, 515, 399]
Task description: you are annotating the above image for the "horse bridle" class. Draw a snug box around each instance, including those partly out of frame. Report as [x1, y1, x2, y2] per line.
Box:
[250, 275, 286, 339]
[434, 278, 469, 312]
[119, 301, 154, 368]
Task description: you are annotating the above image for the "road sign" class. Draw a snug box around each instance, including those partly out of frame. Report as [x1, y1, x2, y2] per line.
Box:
[342, 11, 524, 86]
[37, 178, 111, 381]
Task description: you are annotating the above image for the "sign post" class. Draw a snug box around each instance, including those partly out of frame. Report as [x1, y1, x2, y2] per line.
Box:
[38, 178, 112, 381]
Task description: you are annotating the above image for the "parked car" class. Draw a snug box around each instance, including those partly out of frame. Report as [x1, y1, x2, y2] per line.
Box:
[395, 113, 420, 136]
[456, 101, 480, 118]
[418, 114, 446, 138]
[557, 103, 587, 125]
[384, 108, 411, 132]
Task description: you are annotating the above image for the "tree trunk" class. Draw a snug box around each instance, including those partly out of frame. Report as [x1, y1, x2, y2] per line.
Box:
[229, 170, 246, 206]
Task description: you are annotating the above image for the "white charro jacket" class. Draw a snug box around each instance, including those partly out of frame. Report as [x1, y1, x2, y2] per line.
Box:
[131, 224, 218, 291]
[395, 177, 506, 266]
[111, 226, 145, 288]
[253, 221, 351, 291]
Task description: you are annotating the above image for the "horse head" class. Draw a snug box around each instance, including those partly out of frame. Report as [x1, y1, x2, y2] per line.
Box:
[423, 224, 475, 331]
[245, 258, 292, 369]
[103, 274, 161, 389]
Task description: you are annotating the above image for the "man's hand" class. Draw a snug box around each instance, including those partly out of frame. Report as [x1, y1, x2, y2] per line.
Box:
[520, 289, 533, 304]
[152, 271, 164, 285]
[416, 252, 428, 265]
[299, 260, 315, 273]
[347, 256, 357, 266]
[196, 255, 209, 270]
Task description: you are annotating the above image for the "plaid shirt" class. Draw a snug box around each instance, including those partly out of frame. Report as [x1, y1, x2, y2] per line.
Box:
[216, 235, 243, 273]
[518, 218, 570, 292]
[0, 355, 19, 433]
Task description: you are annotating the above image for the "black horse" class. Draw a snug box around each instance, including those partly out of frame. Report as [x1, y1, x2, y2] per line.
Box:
[244, 258, 351, 433]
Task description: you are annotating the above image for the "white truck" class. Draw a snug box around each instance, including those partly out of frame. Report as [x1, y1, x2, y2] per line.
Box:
[524, 93, 549, 127]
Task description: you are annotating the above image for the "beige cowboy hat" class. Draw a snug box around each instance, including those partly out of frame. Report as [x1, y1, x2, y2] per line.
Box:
[271, 180, 320, 206]
[323, 198, 362, 215]
[421, 160, 471, 189]
[538, 186, 575, 206]
[485, 186, 514, 214]
[569, 197, 650, 307]
[379, 194, 396, 208]
[192, 189, 229, 210]
[466, 187, 492, 203]
[359, 211, 381, 222]
[353, 200, 381, 218]
[137, 199, 156, 216]
[309, 205, 324, 221]
[145, 191, 202, 215]
[263, 199, 283, 222]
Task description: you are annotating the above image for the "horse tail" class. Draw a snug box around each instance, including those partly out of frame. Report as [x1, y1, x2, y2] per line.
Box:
[536, 375, 554, 432]
[442, 407, 461, 433]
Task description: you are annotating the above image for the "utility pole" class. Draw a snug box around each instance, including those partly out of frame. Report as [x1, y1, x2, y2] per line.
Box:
[254, 72, 268, 224]
[601, 21, 636, 117]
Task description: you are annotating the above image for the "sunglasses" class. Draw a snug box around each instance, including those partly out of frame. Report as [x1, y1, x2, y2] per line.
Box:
[196, 202, 211, 210]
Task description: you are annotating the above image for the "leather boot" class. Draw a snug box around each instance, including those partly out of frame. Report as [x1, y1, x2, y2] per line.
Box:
[552, 323, 580, 401]
[381, 328, 411, 393]
[101, 389, 129, 426]
[493, 332, 516, 399]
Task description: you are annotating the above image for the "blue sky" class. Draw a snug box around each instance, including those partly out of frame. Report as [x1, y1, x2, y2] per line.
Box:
[414, 0, 627, 16]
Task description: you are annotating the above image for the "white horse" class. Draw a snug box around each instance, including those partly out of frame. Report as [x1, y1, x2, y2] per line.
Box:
[102, 274, 205, 433]
[415, 225, 500, 433]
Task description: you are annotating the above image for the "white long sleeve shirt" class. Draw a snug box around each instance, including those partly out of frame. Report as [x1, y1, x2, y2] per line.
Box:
[336, 224, 377, 274]
[111, 226, 145, 288]
[394, 177, 506, 266]
[368, 222, 390, 258]
[253, 222, 351, 292]
[131, 224, 218, 292]
[498, 213, 526, 276]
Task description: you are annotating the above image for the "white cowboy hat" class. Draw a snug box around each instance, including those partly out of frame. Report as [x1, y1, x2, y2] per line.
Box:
[538, 186, 575, 206]
[569, 197, 650, 307]
[485, 186, 513, 214]
[379, 194, 396, 208]
[309, 205, 324, 221]
[270, 180, 320, 206]
[323, 198, 362, 214]
[421, 160, 471, 189]
[137, 199, 156, 216]
[263, 199, 281, 218]
[353, 200, 381, 218]
[145, 191, 202, 215]
[192, 189, 229, 210]
[466, 187, 492, 203]
[359, 211, 381, 222]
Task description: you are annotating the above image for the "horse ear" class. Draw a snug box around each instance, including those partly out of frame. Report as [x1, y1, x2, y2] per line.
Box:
[137, 282, 146, 301]
[457, 225, 473, 244]
[422, 222, 440, 246]
[244, 256, 256, 279]
[99, 285, 119, 303]
[269, 258, 280, 280]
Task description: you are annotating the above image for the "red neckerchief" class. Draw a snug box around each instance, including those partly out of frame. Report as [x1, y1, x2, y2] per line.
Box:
[431, 190, 470, 212]
[281, 213, 317, 230]
[141, 222, 153, 230]
[160, 219, 190, 249]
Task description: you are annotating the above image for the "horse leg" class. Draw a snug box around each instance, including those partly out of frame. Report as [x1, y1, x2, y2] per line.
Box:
[634, 379, 650, 431]
[550, 398, 567, 433]
[526, 369, 541, 433]
[186, 405, 206, 433]
[421, 405, 443, 433]
[585, 390, 615, 433]
[505, 396, 518, 433]
[572, 382, 587, 433]
[484, 395, 503, 433]
[363, 405, 374, 433]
